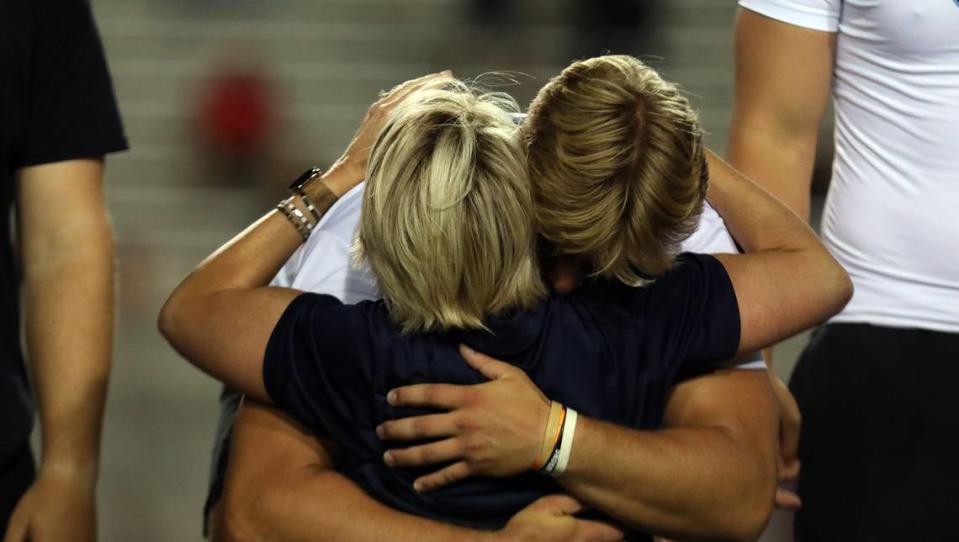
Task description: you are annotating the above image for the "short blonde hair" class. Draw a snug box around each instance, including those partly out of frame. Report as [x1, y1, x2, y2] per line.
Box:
[524, 55, 707, 285]
[355, 81, 545, 333]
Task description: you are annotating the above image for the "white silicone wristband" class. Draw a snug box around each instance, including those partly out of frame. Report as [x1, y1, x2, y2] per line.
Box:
[552, 408, 578, 477]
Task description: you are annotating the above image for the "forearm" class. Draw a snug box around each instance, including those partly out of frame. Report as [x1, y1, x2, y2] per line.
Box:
[705, 149, 819, 256]
[558, 417, 772, 541]
[159, 169, 349, 397]
[23, 220, 113, 478]
[221, 401, 489, 542]
[725, 117, 818, 221]
[706, 150, 852, 350]
[224, 468, 488, 542]
[162, 170, 342, 304]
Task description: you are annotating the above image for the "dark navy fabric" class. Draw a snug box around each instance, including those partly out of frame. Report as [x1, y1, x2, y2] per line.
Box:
[262, 252, 740, 532]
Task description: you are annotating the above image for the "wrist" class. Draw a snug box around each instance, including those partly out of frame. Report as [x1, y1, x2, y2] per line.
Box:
[38, 458, 98, 488]
[319, 162, 364, 198]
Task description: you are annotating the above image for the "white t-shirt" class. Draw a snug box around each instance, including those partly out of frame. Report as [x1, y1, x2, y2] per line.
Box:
[739, 0, 959, 333]
[274, 182, 764, 369]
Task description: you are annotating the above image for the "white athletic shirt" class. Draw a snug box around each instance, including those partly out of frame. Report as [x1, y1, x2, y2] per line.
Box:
[273, 182, 765, 369]
[739, 0, 959, 333]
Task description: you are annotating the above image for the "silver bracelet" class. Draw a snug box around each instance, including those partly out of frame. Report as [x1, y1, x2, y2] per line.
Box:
[277, 196, 314, 241]
[294, 189, 322, 223]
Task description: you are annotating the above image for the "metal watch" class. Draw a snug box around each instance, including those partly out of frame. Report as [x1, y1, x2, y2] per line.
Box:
[288, 166, 323, 191]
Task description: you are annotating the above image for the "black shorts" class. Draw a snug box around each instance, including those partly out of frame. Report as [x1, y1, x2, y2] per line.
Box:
[0, 442, 35, 534]
[790, 323, 959, 541]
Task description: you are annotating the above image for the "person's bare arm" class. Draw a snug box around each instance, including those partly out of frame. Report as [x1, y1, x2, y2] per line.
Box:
[727, 8, 836, 221]
[725, 11, 836, 499]
[159, 74, 450, 400]
[217, 401, 485, 542]
[217, 401, 623, 542]
[380, 348, 777, 541]
[559, 369, 778, 541]
[706, 151, 852, 355]
[3, 159, 113, 542]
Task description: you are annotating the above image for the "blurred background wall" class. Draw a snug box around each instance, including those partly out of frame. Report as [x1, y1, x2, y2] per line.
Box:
[87, 0, 820, 539]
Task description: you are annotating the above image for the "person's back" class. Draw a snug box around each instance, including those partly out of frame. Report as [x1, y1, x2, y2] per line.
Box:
[263, 251, 740, 529]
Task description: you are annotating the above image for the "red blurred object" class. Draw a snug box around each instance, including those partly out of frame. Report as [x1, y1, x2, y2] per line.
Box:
[196, 68, 276, 158]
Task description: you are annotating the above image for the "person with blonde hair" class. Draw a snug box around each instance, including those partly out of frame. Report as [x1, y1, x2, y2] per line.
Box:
[163, 61, 850, 541]
[525, 54, 707, 285]
[354, 81, 544, 332]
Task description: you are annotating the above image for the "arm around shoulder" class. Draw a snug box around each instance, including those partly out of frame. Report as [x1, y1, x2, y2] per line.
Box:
[705, 151, 852, 354]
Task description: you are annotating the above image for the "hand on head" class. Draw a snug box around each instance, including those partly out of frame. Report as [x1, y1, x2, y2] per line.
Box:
[324, 70, 454, 196]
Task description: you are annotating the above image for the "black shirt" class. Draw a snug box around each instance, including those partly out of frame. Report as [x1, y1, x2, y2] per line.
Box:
[263, 253, 740, 536]
[0, 0, 126, 462]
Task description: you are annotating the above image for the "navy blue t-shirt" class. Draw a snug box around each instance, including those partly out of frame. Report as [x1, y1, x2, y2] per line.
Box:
[263, 252, 740, 532]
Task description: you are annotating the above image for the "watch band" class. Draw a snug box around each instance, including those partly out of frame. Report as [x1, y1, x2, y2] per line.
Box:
[289, 167, 323, 191]
[289, 167, 324, 222]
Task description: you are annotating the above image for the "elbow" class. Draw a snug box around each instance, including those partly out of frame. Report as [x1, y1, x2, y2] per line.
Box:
[157, 294, 181, 346]
[705, 484, 774, 542]
[725, 494, 775, 542]
[825, 257, 854, 317]
[705, 431, 777, 542]
[158, 287, 193, 353]
[715, 473, 776, 542]
[216, 484, 275, 542]
[838, 267, 854, 310]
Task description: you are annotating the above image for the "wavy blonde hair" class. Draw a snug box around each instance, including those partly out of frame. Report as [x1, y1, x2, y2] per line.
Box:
[355, 81, 545, 333]
[524, 55, 708, 285]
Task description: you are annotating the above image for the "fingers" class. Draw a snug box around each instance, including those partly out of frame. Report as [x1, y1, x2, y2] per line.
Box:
[387, 383, 472, 409]
[459, 344, 518, 380]
[780, 458, 801, 482]
[575, 519, 626, 542]
[377, 412, 458, 441]
[384, 438, 462, 469]
[775, 487, 802, 509]
[411, 461, 472, 492]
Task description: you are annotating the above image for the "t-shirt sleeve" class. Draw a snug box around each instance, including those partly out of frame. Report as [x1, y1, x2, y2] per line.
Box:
[261, 293, 375, 455]
[738, 0, 841, 32]
[19, 0, 127, 167]
[643, 253, 742, 375]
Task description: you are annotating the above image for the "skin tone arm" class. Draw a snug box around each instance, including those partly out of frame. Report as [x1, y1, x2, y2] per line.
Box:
[726, 10, 836, 498]
[159, 73, 452, 398]
[726, 8, 835, 222]
[382, 348, 777, 542]
[3, 159, 114, 542]
[216, 400, 623, 542]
